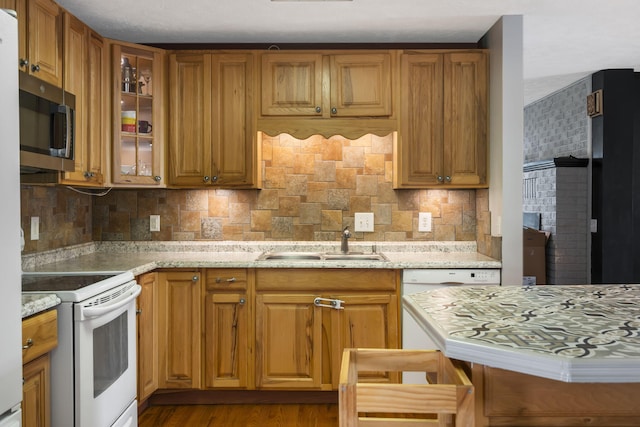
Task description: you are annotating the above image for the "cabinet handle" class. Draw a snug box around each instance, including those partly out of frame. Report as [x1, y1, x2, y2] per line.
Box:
[445, 176, 451, 183]
[136, 309, 142, 315]
[203, 176, 210, 182]
[31, 64, 40, 72]
[239, 298, 246, 305]
[437, 175, 444, 183]
[314, 297, 344, 310]
[154, 176, 162, 182]
[216, 277, 236, 283]
[23, 338, 33, 350]
[19, 58, 28, 68]
[84, 171, 95, 179]
[315, 106, 322, 113]
[192, 275, 199, 282]
[331, 107, 337, 115]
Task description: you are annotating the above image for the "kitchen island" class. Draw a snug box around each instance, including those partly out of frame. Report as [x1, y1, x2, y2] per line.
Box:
[404, 285, 640, 426]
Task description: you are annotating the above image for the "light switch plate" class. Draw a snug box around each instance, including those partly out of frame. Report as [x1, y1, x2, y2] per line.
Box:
[354, 212, 374, 232]
[418, 212, 432, 232]
[31, 216, 39, 240]
[150, 215, 160, 232]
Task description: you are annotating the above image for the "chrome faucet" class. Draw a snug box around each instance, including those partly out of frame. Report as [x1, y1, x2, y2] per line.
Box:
[341, 226, 351, 254]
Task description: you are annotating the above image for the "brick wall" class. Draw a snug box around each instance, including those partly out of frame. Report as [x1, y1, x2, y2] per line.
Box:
[523, 75, 591, 284]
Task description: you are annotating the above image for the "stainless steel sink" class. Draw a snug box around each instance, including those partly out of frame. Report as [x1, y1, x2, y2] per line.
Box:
[256, 251, 387, 262]
[256, 252, 322, 261]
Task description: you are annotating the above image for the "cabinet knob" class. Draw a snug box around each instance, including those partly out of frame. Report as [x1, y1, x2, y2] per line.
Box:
[437, 175, 444, 183]
[23, 338, 33, 350]
[445, 176, 451, 183]
[154, 176, 162, 182]
[331, 107, 337, 115]
[31, 64, 40, 72]
[315, 106, 322, 113]
[19, 58, 28, 68]
[203, 176, 210, 182]
[192, 275, 199, 282]
[239, 298, 246, 305]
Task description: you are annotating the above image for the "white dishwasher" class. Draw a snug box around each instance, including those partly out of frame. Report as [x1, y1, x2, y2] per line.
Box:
[402, 268, 501, 383]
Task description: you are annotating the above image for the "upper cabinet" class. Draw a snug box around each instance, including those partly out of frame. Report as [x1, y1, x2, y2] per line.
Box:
[261, 51, 392, 118]
[60, 14, 105, 186]
[111, 42, 166, 186]
[395, 50, 488, 189]
[7, 0, 63, 87]
[168, 51, 258, 188]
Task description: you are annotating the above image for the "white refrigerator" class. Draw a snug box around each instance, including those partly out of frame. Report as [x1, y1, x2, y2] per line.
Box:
[0, 8, 23, 427]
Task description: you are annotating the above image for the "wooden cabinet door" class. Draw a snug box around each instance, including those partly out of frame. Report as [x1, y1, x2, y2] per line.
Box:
[211, 53, 257, 187]
[260, 53, 323, 116]
[443, 51, 488, 186]
[204, 292, 249, 388]
[329, 293, 400, 387]
[255, 293, 322, 389]
[397, 53, 444, 187]
[157, 271, 201, 389]
[330, 53, 392, 117]
[26, 0, 62, 87]
[61, 15, 104, 186]
[22, 353, 50, 427]
[169, 53, 213, 186]
[136, 272, 158, 403]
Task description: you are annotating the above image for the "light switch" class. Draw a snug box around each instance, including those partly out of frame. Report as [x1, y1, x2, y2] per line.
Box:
[31, 216, 39, 240]
[354, 212, 374, 232]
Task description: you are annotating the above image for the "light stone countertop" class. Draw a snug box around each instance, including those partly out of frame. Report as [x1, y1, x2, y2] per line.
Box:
[21, 241, 501, 275]
[22, 293, 61, 318]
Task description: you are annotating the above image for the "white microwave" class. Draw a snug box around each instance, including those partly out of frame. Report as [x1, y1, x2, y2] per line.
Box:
[19, 72, 75, 173]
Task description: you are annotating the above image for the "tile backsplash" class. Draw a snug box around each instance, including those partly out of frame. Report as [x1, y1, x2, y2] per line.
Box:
[21, 133, 496, 257]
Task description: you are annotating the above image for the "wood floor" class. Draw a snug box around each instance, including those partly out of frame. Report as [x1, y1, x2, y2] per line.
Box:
[138, 404, 339, 427]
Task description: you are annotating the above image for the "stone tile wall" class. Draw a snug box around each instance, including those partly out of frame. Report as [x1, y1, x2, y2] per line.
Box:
[20, 133, 497, 257]
[94, 133, 479, 244]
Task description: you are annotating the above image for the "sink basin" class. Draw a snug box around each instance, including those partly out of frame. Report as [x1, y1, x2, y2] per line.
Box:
[256, 252, 322, 261]
[323, 253, 388, 261]
[256, 251, 387, 262]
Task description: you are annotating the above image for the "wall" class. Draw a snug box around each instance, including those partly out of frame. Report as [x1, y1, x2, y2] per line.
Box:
[523, 75, 591, 284]
[482, 15, 524, 285]
[20, 184, 93, 253]
[93, 133, 481, 243]
[524, 77, 590, 162]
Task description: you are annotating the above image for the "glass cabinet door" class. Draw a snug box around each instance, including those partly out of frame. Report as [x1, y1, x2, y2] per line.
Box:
[112, 43, 164, 185]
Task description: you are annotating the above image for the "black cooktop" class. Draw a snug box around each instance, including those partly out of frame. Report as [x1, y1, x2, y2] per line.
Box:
[22, 273, 118, 292]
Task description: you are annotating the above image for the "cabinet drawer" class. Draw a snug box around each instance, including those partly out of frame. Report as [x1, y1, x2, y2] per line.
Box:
[205, 269, 248, 291]
[22, 309, 58, 364]
[256, 269, 398, 292]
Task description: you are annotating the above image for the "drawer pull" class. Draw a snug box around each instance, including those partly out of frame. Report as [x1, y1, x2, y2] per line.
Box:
[216, 277, 236, 283]
[23, 338, 33, 350]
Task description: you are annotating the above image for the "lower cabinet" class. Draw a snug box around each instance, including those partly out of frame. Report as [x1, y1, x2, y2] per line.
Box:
[22, 309, 58, 427]
[255, 269, 400, 390]
[157, 270, 202, 389]
[22, 353, 51, 427]
[136, 272, 158, 404]
[203, 269, 253, 389]
[142, 267, 400, 396]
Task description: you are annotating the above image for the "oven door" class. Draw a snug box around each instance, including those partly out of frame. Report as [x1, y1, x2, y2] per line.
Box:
[74, 282, 141, 427]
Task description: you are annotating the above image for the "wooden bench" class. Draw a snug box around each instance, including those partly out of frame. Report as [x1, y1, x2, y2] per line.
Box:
[339, 349, 474, 427]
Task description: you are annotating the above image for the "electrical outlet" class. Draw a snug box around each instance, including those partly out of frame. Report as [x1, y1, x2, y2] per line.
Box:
[354, 212, 374, 232]
[31, 216, 39, 240]
[418, 212, 432, 232]
[150, 215, 160, 232]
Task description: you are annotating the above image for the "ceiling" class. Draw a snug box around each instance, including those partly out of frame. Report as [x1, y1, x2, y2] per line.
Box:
[55, 0, 640, 105]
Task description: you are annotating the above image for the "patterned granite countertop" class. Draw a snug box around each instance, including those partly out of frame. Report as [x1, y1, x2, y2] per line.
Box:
[404, 285, 640, 383]
[22, 293, 61, 318]
[21, 241, 501, 274]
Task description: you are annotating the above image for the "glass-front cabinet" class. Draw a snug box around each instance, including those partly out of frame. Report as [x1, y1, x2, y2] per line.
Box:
[111, 42, 165, 186]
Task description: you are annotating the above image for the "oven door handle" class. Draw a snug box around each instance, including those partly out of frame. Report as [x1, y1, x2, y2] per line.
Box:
[80, 284, 142, 318]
